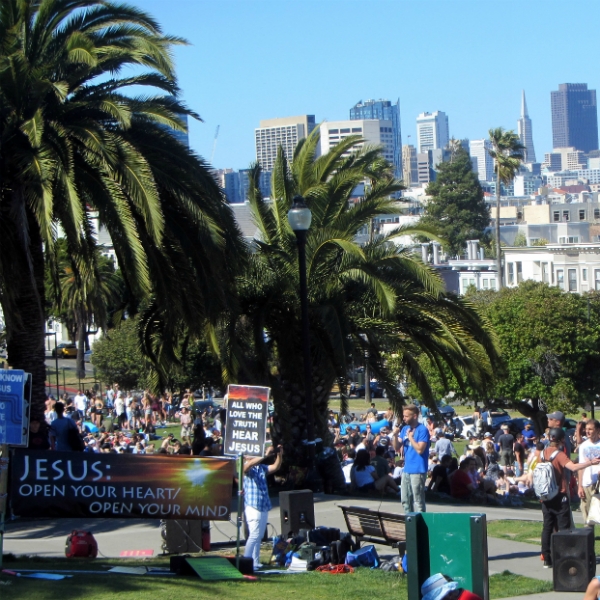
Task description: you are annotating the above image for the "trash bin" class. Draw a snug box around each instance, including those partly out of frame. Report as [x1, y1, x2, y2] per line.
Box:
[405, 512, 489, 600]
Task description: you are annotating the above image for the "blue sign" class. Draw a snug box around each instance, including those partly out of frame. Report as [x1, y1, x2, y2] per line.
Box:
[0, 369, 29, 446]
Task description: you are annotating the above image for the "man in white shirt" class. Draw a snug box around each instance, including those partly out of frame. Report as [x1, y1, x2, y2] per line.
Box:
[578, 419, 600, 524]
[115, 392, 126, 428]
[74, 391, 88, 415]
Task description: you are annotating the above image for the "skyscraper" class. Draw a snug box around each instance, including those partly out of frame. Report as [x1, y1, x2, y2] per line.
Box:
[350, 99, 402, 179]
[469, 139, 494, 182]
[517, 91, 536, 163]
[319, 119, 394, 165]
[255, 115, 316, 171]
[551, 83, 598, 153]
[402, 145, 418, 186]
[416, 111, 449, 154]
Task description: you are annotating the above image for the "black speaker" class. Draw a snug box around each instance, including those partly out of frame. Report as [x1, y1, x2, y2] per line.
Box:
[162, 520, 206, 554]
[279, 490, 314, 536]
[552, 528, 596, 592]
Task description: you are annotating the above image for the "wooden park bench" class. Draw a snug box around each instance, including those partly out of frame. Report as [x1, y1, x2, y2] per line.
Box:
[339, 505, 406, 554]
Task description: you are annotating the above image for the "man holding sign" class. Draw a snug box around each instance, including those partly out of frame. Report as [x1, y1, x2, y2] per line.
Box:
[243, 444, 283, 570]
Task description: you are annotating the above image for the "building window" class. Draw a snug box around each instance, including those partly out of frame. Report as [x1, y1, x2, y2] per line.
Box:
[516, 262, 523, 283]
[482, 279, 489, 289]
[594, 208, 600, 219]
[583, 268, 588, 282]
[596, 270, 600, 290]
[553, 211, 560, 222]
[542, 263, 549, 283]
[329, 129, 339, 134]
[557, 269, 564, 290]
[490, 279, 497, 290]
[351, 128, 362, 133]
[507, 263, 514, 285]
[568, 269, 577, 291]
[579, 209, 586, 220]
[340, 128, 350, 134]
[562, 210, 570, 222]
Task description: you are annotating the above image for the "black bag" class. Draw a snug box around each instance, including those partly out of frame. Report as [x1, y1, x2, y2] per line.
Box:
[330, 537, 353, 565]
[68, 423, 85, 452]
[308, 526, 340, 546]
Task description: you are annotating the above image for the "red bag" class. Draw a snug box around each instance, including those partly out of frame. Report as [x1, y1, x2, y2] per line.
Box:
[65, 530, 98, 558]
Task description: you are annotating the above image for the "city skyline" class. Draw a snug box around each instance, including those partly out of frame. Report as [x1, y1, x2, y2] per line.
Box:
[133, 1, 600, 172]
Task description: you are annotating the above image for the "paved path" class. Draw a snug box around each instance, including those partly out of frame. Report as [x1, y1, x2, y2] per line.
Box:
[3, 494, 591, 599]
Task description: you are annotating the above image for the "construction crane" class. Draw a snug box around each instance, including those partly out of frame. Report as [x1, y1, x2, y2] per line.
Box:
[210, 125, 220, 164]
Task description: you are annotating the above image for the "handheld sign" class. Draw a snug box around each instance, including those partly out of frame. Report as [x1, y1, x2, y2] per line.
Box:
[223, 384, 269, 457]
[0, 369, 30, 447]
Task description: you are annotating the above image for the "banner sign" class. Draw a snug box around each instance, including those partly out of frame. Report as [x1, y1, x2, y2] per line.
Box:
[10, 450, 235, 520]
[223, 384, 270, 457]
[0, 369, 30, 446]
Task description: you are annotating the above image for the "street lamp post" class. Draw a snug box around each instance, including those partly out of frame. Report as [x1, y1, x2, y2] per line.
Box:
[288, 195, 320, 489]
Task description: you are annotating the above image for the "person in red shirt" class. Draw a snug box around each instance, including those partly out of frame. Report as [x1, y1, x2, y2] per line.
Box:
[540, 428, 600, 568]
[450, 458, 477, 500]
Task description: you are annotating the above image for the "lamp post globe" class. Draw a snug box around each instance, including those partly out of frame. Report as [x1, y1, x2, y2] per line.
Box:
[287, 195, 312, 231]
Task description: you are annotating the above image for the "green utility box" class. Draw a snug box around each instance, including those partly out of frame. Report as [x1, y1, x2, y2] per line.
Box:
[405, 512, 489, 600]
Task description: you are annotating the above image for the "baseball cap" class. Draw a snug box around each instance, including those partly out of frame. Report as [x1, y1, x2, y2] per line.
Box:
[421, 574, 458, 600]
[435, 428, 443, 435]
[483, 432, 493, 438]
[547, 410, 564, 421]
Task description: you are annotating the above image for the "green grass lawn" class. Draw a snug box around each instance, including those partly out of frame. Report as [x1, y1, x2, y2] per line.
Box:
[487, 519, 599, 553]
[0, 556, 552, 600]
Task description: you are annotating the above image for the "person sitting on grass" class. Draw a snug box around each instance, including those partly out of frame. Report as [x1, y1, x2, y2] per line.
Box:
[450, 457, 495, 503]
[350, 449, 399, 494]
[428, 454, 452, 495]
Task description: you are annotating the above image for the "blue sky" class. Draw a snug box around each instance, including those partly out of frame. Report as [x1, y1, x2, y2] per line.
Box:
[135, 0, 600, 171]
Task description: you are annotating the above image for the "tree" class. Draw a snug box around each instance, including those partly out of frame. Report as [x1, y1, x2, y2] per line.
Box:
[513, 232, 527, 247]
[487, 128, 524, 289]
[469, 283, 600, 433]
[92, 317, 150, 390]
[0, 1, 243, 420]
[225, 129, 500, 461]
[56, 249, 121, 379]
[420, 147, 489, 257]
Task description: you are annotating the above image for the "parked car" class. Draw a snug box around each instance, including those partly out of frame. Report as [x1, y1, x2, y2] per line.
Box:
[193, 399, 218, 412]
[453, 415, 477, 439]
[51, 342, 77, 358]
[356, 382, 385, 398]
[84, 349, 93, 363]
[437, 402, 456, 417]
[482, 409, 512, 431]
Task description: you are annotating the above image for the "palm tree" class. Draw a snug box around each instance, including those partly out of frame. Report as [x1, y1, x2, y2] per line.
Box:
[56, 248, 121, 379]
[487, 128, 524, 290]
[225, 129, 500, 461]
[0, 1, 243, 420]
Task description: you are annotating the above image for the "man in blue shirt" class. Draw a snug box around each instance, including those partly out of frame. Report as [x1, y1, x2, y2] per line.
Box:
[393, 404, 430, 513]
[243, 445, 283, 570]
[521, 422, 536, 448]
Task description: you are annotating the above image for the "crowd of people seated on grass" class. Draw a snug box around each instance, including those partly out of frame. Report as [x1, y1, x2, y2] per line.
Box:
[329, 405, 593, 506]
[41, 385, 597, 510]
[41, 385, 224, 456]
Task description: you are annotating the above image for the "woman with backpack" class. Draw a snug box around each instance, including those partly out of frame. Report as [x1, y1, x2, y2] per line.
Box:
[538, 428, 600, 568]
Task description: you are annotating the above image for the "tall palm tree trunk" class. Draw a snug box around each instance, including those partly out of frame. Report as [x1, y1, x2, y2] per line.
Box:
[4, 206, 47, 423]
[495, 172, 503, 290]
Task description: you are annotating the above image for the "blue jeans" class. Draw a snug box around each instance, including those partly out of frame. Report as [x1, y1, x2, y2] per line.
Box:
[401, 472, 427, 513]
